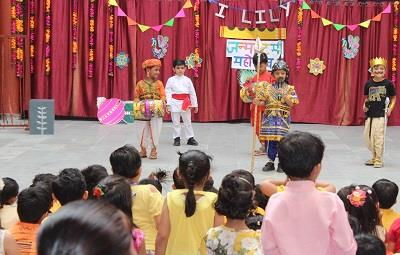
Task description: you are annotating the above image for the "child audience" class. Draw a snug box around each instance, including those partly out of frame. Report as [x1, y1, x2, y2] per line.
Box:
[3, 131, 400, 255]
[0, 178, 19, 230]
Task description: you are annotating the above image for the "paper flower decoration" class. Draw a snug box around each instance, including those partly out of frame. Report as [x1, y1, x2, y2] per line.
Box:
[307, 58, 326, 76]
[347, 186, 367, 208]
[114, 51, 130, 69]
[185, 53, 203, 70]
[151, 35, 169, 59]
[342, 35, 360, 59]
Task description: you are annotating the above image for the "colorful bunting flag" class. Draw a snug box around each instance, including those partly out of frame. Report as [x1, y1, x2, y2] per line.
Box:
[321, 18, 332, 26]
[127, 17, 136, 26]
[372, 13, 382, 22]
[183, 0, 193, 9]
[138, 24, 150, 32]
[347, 25, 358, 31]
[165, 18, 175, 27]
[310, 10, 320, 19]
[302, 1, 311, 10]
[152, 25, 164, 32]
[117, 7, 127, 17]
[382, 4, 392, 14]
[359, 20, 371, 28]
[108, 0, 118, 6]
[333, 24, 345, 31]
[175, 9, 186, 18]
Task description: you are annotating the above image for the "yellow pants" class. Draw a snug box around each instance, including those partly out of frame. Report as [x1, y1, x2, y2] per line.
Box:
[364, 117, 385, 162]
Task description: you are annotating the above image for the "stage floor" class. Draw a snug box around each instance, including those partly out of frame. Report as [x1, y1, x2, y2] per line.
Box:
[1, 121, 400, 207]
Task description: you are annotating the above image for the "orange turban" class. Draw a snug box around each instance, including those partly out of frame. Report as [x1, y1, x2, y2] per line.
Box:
[142, 59, 161, 69]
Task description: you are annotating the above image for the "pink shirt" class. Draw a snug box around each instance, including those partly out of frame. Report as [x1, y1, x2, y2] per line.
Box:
[261, 180, 357, 255]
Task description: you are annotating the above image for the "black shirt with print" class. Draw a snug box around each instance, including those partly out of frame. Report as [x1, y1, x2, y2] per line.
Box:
[364, 79, 396, 118]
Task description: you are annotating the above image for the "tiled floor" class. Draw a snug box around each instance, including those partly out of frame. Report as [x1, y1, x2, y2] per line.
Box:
[1, 120, 399, 207]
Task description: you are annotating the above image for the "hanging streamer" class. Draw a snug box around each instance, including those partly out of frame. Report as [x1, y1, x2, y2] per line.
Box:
[72, 0, 78, 69]
[392, 1, 399, 84]
[11, 0, 25, 77]
[88, 0, 96, 78]
[108, 6, 114, 76]
[29, 0, 35, 73]
[45, 0, 51, 75]
[193, 0, 201, 77]
[296, 4, 303, 71]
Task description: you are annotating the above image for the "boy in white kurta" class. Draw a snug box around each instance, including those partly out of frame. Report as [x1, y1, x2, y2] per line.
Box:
[165, 59, 199, 146]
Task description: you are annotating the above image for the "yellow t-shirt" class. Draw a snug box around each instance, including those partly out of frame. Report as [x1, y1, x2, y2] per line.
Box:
[131, 184, 164, 251]
[165, 189, 217, 255]
[50, 200, 61, 213]
[381, 208, 400, 231]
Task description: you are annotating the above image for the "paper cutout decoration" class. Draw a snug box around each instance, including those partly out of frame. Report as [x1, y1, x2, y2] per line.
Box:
[114, 52, 130, 69]
[185, 52, 203, 70]
[151, 35, 169, 59]
[237, 69, 256, 86]
[307, 58, 326, 76]
[110, 0, 192, 32]
[302, 0, 392, 31]
[342, 35, 360, 59]
[123, 101, 135, 124]
[219, 27, 287, 40]
[97, 98, 125, 125]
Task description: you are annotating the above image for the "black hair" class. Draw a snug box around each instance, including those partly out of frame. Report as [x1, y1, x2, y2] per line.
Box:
[52, 168, 87, 206]
[204, 177, 218, 194]
[17, 186, 52, 223]
[139, 169, 168, 193]
[254, 184, 269, 209]
[95, 175, 133, 224]
[278, 131, 325, 178]
[172, 167, 185, 189]
[355, 233, 386, 255]
[340, 185, 381, 236]
[110, 145, 142, 179]
[0, 177, 19, 207]
[179, 150, 212, 217]
[81, 165, 109, 199]
[337, 185, 352, 211]
[173, 59, 186, 68]
[231, 170, 255, 189]
[372, 179, 399, 209]
[252, 52, 268, 67]
[348, 215, 362, 236]
[37, 200, 132, 255]
[215, 172, 254, 219]
[32, 173, 57, 195]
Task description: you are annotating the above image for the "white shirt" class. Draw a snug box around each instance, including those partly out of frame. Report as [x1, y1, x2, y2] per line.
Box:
[165, 75, 198, 112]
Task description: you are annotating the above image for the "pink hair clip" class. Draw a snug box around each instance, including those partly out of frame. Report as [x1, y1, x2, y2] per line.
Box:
[347, 186, 367, 207]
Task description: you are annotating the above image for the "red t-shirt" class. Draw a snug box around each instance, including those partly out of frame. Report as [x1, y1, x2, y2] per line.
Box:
[387, 218, 400, 252]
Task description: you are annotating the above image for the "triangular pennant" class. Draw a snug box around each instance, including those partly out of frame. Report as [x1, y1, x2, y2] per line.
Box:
[310, 10, 320, 19]
[175, 8, 185, 18]
[359, 20, 371, 28]
[333, 24, 345, 31]
[137, 24, 150, 32]
[164, 18, 175, 26]
[321, 18, 333, 26]
[382, 4, 392, 14]
[108, 0, 118, 7]
[372, 13, 382, 22]
[127, 17, 137, 26]
[347, 24, 358, 31]
[302, 1, 311, 10]
[152, 25, 164, 32]
[117, 7, 127, 17]
[183, 0, 193, 9]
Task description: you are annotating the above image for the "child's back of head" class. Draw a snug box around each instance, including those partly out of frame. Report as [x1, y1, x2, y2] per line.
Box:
[372, 179, 398, 209]
[81, 165, 108, 199]
[32, 173, 56, 193]
[215, 172, 254, 220]
[52, 168, 87, 206]
[37, 200, 133, 255]
[17, 186, 52, 224]
[178, 150, 212, 217]
[172, 167, 185, 189]
[0, 177, 19, 207]
[139, 169, 168, 193]
[110, 145, 142, 179]
[278, 131, 325, 178]
[355, 233, 385, 255]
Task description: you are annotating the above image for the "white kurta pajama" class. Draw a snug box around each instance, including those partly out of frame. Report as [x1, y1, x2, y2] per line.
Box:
[165, 75, 198, 140]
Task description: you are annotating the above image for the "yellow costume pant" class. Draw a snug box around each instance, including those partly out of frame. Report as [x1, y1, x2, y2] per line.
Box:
[364, 117, 385, 162]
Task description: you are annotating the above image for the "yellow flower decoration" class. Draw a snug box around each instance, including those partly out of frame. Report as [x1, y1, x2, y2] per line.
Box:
[16, 19, 24, 33]
[308, 58, 326, 76]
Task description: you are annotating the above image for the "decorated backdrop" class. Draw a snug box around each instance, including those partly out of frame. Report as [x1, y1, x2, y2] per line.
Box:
[3, 0, 400, 125]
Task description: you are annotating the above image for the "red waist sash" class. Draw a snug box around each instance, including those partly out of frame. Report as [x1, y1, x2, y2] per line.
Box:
[172, 94, 191, 111]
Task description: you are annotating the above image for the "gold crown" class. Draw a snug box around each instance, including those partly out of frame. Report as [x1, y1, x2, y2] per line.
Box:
[369, 57, 387, 68]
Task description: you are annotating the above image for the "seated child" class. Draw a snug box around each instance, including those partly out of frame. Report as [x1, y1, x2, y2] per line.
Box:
[81, 165, 108, 199]
[355, 234, 385, 255]
[139, 169, 168, 193]
[372, 179, 400, 231]
[0, 228, 20, 255]
[386, 217, 400, 253]
[31, 174, 59, 213]
[261, 131, 356, 255]
[0, 178, 19, 230]
[52, 168, 88, 206]
[202, 171, 262, 255]
[10, 186, 52, 255]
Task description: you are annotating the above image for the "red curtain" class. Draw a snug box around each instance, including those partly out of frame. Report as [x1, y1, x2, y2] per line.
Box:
[26, 0, 399, 125]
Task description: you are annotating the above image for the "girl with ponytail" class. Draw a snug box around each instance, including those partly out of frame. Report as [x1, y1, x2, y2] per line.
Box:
[155, 150, 223, 255]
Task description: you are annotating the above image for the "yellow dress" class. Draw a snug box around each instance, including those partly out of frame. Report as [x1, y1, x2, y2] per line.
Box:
[165, 189, 217, 255]
[381, 208, 400, 231]
[131, 184, 164, 251]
